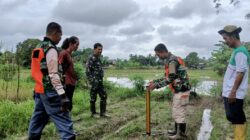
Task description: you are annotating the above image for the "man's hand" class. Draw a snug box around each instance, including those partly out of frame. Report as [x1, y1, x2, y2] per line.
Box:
[228, 90, 236, 104]
[60, 94, 70, 112]
[147, 81, 155, 91]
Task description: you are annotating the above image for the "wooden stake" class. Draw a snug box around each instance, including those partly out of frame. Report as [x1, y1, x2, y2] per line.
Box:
[146, 88, 151, 136]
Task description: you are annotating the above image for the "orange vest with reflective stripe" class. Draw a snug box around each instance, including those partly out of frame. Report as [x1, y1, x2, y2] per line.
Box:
[165, 57, 186, 93]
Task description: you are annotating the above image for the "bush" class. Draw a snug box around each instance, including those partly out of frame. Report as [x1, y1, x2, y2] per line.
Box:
[210, 82, 222, 97]
[188, 78, 200, 100]
[190, 78, 200, 92]
[0, 64, 17, 82]
[74, 63, 88, 89]
[131, 76, 145, 95]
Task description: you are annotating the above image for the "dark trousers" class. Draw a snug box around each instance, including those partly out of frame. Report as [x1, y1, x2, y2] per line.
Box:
[28, 91, 75, 140]
[65, 85, 75, 111]
[90, 81, 107, 104]
[223, 97, 246, 124]
[89, 81, 107, 114]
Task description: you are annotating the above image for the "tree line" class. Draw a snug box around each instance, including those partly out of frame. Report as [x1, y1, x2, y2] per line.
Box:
[1, 38, 250, 76]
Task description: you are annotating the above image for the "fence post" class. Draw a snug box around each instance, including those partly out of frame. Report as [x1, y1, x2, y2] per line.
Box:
[146, 88, 151, 136]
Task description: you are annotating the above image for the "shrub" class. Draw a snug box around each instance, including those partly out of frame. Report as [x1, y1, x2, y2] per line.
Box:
[210, 82, 222, 97]
[0, 64, 17, 82]
[74, 63, 88, 89]
[131, 75, 145, 95]
[190, 78, 200, 92]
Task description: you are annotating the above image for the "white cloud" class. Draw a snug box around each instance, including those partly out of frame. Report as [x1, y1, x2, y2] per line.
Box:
[118, 20, 155, 36]
[160, 0, 214, 19]
[0, 0, 250, 59]
[53, 0, 139, 26]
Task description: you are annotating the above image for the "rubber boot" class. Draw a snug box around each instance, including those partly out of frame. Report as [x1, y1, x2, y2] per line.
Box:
[168, 122, 177, 136]
[168, 123, 187, 140]
[69, 135, 76, 140]
[29, 135, 41, 140]
[100, 101, 110, 118]
[180, 123, 186, 134]
[234, 123, 247, 140]
[90, 102, 99, 118]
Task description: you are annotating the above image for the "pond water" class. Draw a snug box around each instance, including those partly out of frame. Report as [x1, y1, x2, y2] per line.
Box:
[106, 77, 134, 88]
[106, 77, 164, 91]
[197, 109, 213, 140]
[107, 77, 217, 94]
[194, 80, 217, 95]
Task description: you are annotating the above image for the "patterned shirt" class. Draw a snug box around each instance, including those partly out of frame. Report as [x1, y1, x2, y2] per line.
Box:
[153, 53, 190, 93]
[86, 54, 104, 83]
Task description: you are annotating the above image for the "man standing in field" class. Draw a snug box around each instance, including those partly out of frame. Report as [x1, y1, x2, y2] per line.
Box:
[218, 25, 249, 140]
[86, 43, 109, 118]
[29, 22, 75, 140]
[147, 43, 191, 139]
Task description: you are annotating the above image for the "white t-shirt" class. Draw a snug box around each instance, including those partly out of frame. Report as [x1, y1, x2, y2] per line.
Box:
[222, 50, 249, 99]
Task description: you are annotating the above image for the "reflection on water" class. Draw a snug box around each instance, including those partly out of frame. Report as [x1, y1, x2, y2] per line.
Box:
[106, 77, 164, 91]
[195, 81, 217, 95]
[197, 109, 213, 140]
[106, 77, 133, 88]
[107, 77, 217, 94]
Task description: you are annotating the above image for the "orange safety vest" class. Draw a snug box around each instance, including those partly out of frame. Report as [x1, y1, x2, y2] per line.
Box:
[31, 41, 56, 94]
[165, 57, 186, 93]
[31, 48, 46, 94]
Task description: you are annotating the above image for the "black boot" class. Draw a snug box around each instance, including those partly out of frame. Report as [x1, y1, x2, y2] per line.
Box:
[167, 122, 177, 136]
[90, 102, 99, 118]
[168, 123, 187, 140]
[29, 135, 41, 140]
[180, 123, 186, 134]
[100, 101, 110, 118]
[69, 135, 76, 140]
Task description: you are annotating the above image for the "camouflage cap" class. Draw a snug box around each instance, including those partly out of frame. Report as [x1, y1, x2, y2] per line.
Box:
[218, 25, 242, 35]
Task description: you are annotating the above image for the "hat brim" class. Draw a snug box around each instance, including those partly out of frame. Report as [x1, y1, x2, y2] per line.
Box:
[218, 27, 242, 35]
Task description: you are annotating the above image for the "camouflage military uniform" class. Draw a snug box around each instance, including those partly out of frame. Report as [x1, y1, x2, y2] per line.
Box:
[153, 53, 190, 92]
[86, 54, 107, 116]
[152, 53, 191, 138]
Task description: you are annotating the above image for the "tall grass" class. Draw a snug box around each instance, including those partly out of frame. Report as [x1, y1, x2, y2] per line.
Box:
[0, 100, 33, 138]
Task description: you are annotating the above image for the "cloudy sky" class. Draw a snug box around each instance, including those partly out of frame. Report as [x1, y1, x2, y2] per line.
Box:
[0, 0, 250, 59]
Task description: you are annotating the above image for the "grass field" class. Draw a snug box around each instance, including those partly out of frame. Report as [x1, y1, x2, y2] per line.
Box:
[105, 68, 222, 81]
[0, 68, 249, 140]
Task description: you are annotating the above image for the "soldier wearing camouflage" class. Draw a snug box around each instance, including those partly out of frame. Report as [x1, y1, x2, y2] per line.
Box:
[86, 43, 109, 118]
[147, 43, 191, 139]
[152, 53, 191, 93]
